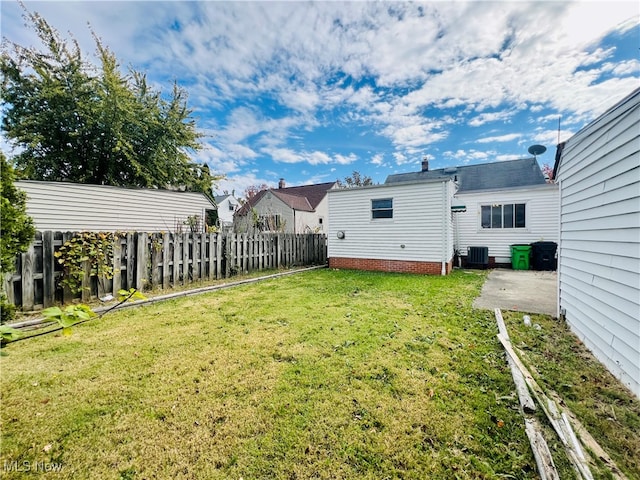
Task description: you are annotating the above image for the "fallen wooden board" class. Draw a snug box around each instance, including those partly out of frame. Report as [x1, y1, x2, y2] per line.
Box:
[494, 309, 536, 413]
[509, 339, 630, 480]
[497, 332, 594, 480]
[525, 418, 560, 480]
[495, 309, 557, 479]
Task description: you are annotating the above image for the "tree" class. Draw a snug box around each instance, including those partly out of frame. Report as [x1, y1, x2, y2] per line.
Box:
[336, 171, 374, 188]
[0, 152, 35, 323]
[243, 183, 270, 203]
[0, 7, 219, 196]
[541, 163, 555, 183]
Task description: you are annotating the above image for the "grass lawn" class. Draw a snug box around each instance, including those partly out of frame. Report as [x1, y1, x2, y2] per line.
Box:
[1, 269, 638, 479]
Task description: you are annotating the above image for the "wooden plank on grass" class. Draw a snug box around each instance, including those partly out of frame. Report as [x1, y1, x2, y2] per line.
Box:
[495, 309, 536, 413]
[497, 333, 594, 480]
[525, 418, 560, 480]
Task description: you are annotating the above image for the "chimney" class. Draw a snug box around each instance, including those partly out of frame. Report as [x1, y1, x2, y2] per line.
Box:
[421, 157, 429, 172]
[278, 178, 285, 189]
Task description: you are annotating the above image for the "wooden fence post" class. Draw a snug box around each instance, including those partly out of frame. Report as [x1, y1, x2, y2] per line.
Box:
[182, 233, 191, 285]
[42, 231, 55, 307]
[215, 233, 222, 280]
[162, 232, 171, 289]
[20, 243, 35, 311]
[172, 233, 180, 287]
[126, 233, 135, 291]
[112, 237, 122, 296]
[135, 233, 147, 291]
[61, 232, 73, 304]
[200, 233, 207, 281]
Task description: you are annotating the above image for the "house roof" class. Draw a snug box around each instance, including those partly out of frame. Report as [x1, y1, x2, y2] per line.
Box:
[235, 181, 336, 216]
[385, 157, 547, 192]
[214, 194, 238, 204]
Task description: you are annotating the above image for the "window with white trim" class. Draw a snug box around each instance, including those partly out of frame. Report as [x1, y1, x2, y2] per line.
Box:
[481, 203, 525, 229]
[372, 198, 393, 219]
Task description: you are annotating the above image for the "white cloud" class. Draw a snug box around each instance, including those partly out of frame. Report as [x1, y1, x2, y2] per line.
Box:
[443, 149, 493, 163]
[370, 153, 384, 166]
[2, 0, 638, 185]
[477, 133, 523, 144]
[468, 111, 515, 127]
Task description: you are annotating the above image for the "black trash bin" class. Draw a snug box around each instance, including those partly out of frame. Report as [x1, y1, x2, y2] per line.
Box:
[530, 241, 557, 271]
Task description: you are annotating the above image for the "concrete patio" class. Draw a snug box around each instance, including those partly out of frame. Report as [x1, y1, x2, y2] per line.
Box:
[473, 269, 558, 316]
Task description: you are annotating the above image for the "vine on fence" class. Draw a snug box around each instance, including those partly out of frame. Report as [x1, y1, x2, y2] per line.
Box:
[55, 232, 119, 293]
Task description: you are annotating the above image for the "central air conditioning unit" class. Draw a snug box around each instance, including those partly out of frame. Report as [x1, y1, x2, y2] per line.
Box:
[467, 246, 489, 269]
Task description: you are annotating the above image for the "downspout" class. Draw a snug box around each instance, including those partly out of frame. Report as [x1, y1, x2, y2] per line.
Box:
[557, 179, 562, 320]
[441, 180, 447, 276]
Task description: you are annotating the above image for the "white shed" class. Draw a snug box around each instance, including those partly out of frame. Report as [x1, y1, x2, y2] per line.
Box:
[328, 179, 454, 275]
[554, 87, 640, 397]
[16, 180, 217, 233]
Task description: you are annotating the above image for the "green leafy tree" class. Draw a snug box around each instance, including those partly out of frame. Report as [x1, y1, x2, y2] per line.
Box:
[336, 170, 374, 188]
[0, 7, 219, 196]
[0, 152, 35, 323]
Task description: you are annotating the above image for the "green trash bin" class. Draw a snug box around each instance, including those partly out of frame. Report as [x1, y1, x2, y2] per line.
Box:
[510, 245, 531, 270]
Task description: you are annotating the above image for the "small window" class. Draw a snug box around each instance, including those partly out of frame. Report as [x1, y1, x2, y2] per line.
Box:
[228, 203, 235, 211]
[318, 217, 323, 225]
[372, 198, 393, 219]
[481, 203, 526, 229]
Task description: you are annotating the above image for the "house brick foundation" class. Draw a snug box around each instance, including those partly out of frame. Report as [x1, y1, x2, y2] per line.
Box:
[329, 257, 453, 275]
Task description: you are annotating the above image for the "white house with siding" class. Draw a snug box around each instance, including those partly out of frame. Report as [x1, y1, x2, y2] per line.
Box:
[328, 178, 455, 275]
[386, 157, 558, 267]
[213, 193, 240, 229]
[234, 180, 335, 234]
[453, 184, 559, 265]
[16, 180, 217, 233]
[553, 87, 640, 397]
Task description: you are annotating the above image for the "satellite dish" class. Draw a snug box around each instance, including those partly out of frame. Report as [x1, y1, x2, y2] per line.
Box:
[528, 144, 547, 157]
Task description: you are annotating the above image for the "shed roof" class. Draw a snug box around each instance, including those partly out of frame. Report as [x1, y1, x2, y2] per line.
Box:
[385, 157, 547, 192]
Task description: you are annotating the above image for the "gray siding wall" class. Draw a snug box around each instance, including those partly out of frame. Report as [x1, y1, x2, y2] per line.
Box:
[17, 181, 215, 233]
[453, 184, 559, 262]
[556, 88, 640, 397]
[328, 180, 453, 264]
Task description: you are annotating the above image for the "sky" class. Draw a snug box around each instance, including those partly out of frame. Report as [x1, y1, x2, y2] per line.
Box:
[1, 1, 639, 198]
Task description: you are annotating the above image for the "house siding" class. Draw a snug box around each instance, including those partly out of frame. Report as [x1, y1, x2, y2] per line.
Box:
[556, 88, 640, 397]
[16, 181, 215, 233]
[453, 184, 559, 263]
[328, 180, 453, 274]
[296, 196, 329, 233]
[234, 191, 295, 233]
[215, 196, 239, 227]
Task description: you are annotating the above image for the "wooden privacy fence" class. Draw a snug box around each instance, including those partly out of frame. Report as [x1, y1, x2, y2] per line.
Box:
[5, 231, 328, 311]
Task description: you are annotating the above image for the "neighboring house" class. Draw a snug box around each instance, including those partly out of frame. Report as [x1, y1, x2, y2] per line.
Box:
[16, 180, 217, 233]
[213, 193, 240, 229]
[385, 157, 559, 267]
[328, 178, 455, 274]
[553, 87, 639, 397]
[234, 179, 336, 234]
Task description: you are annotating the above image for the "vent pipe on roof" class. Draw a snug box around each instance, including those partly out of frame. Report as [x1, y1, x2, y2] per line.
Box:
[279, 178, 285, 189]
[421, 157, 429, 172]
